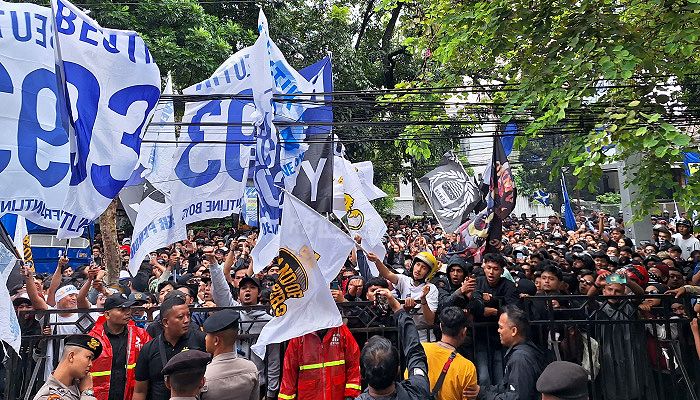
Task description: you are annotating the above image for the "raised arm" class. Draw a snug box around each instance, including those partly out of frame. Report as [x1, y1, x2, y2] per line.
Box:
[367, 252, 398, 285]
[46, 256, 68, 306]
[77, 265, 95, 309]
[22, 266, 48, 310]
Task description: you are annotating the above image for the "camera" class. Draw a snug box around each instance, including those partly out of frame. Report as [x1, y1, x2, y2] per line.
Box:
[374, 293, 391, 316]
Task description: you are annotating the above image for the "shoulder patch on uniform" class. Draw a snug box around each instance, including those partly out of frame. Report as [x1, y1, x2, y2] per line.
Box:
[47, 394, 60, 400]
[413, 368, 425, 376]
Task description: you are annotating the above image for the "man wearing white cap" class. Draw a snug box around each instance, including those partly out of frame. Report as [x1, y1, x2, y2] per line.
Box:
[23, 262, 94, 380]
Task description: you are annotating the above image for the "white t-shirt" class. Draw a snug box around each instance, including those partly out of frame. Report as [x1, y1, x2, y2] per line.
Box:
[41, 308, 94, 379]
[672, 233, 700, 260]
[395, 274, 439, 342]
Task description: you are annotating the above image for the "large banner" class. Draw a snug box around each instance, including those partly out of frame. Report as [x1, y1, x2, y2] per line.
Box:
[0, 1, 160, 238]
[167, 47, 255, 225]
[0, 2, 76, 233]
[52, 0, 161, 238]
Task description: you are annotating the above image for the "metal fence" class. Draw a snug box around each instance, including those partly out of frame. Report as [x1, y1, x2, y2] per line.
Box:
[6, 294, 700, 400]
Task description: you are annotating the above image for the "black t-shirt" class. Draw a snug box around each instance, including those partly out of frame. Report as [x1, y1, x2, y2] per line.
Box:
[134, 330, 206, 400]
[106, 327, 128, 400]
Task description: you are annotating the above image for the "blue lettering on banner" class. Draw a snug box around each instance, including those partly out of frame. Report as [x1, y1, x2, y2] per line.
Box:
[180, 199, 241, 220]
[55, 0, 153, 64]
[0, 61, 13, 174]
[130, 213, 175, 257]
[175, 100, 223, 188]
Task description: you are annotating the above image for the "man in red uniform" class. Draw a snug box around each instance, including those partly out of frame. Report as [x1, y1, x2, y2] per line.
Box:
[278, 324, 361, 400]
[89, 294, 151, 400]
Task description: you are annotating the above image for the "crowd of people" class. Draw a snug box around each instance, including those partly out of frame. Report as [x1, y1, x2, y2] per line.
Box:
[9, 209, 700, 400]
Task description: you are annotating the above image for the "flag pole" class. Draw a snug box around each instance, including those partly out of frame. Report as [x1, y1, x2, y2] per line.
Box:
[413, 178, 447, 233]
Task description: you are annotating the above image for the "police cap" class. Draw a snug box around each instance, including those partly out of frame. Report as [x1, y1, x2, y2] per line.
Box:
[536, 361, 588, 400]
[64, 334, 103, 359]
[161, 349, 211, 375]
[203, 309, 241, 333]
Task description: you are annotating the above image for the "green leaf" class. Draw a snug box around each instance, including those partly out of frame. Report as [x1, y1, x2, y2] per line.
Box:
[654, 146, 667, 158]
[628, 100, 640, 107]
[634, 127, 648, 136]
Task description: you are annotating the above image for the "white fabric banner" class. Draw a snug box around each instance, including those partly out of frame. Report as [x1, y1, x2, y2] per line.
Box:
[333, 156, 388, 262]
[0, 2, 77, 233]
[167, 46, 255, 226]
[52, 0, 161, 238]
[0, 240, 20, 354]
[250, 10, 326, 271]
[352, 161, 387, 201]
[128, 76, 186, 275]
[251, 193, 354, 359]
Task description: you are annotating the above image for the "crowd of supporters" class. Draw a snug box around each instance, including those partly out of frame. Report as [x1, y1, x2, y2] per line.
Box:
[9, 209, 700, 400]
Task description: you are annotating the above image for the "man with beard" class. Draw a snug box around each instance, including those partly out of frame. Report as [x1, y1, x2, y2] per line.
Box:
[207, 252, 281, 400]
[133, 293, 206, 400]
[23, 262, 94, 380]
[369, 251, 440, 342]
[89, 294, 151, 400]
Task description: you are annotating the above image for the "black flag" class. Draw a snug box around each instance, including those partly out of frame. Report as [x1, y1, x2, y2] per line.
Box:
[418, 153, 481, 232]
[487, 135, 517, 246]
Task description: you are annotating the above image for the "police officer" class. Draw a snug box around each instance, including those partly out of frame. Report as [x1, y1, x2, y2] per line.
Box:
[34, 335, 103, 400]
[162, 350, 211, 400]
[536, 361, 588, 400]
[201, 310, 258, 400]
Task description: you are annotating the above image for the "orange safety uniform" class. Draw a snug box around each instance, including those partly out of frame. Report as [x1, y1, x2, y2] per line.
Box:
[278, 324, 361, 400]
[88, 315, 151, 400]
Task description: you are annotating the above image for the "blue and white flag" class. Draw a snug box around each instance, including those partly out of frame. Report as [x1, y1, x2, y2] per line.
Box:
[0, 2, 76, 233]
[167, 45, 255, 226]
[52, 0, 161, 238]
[560, 172, 577, 231]
[532, 189, 551, 206]
[0, 228, 20, 354]
[128, 75, 186, 275]
[250, 10, 329, 270]
[243, 187, 259, 227]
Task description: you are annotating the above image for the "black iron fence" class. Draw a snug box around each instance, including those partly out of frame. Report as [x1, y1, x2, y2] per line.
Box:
[6, 294, 700, 400]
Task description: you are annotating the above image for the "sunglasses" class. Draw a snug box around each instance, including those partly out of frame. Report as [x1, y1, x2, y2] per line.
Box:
[579, 279, 593, 285]
[645, 290, 659, 294]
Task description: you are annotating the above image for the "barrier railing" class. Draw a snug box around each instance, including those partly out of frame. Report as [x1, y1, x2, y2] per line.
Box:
[7, 294, 700, 400]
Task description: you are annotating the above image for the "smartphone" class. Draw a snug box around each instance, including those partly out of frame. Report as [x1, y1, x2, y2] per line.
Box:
[605, 273, 627, 285]
[330, 280, 340, 290]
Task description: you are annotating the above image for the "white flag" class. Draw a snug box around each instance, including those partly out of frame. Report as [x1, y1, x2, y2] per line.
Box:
[52, 0, 161, 238]
[0, 240, 20, 354]
[13, 215, 27, 262]
[333, 156, 388, 262]
[251, 193, 354, 359]
[352, 161, 387, 201]
[128, 76, 186, 275]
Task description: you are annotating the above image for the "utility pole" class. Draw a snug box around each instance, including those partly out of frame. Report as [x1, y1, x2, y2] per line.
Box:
[604, 159, 653, 243]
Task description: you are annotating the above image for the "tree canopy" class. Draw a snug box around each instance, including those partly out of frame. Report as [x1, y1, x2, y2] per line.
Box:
[388, 0, 700, 217]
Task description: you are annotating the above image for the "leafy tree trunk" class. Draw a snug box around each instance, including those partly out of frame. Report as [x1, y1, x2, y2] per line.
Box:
[355, 0, 375, 50]
[381, 3, 403, 89]
[100, 198, 120, 285]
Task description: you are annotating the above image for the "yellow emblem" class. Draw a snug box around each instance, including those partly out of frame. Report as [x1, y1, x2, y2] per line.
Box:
[87, 338, 100, 350]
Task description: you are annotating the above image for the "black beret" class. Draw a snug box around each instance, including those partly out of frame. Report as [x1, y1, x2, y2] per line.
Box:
[64, 335, 103, 359]
[203, 309, 241, 333]
[162, 349, 211, 375]
[536, 361, 588, 400]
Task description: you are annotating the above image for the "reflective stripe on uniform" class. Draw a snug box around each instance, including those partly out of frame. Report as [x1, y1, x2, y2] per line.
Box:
[298, 359, 346, 370]
[91, 370, 111, 377]
[278, 393, 296, 399]
[126, 363, 136, 369]
[345, 383, 361, 390]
